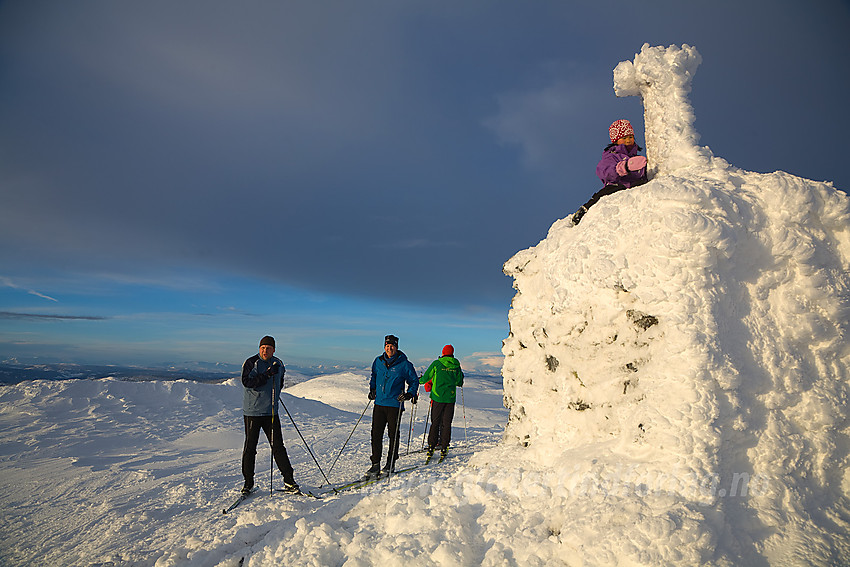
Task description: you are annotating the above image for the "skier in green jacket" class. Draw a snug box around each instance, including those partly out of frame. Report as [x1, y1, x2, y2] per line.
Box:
[419, 345, 464, 463]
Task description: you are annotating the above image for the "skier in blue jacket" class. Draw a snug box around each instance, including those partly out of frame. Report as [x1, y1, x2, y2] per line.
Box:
[240, 335, 298, 494]
[365, 334, 419, 476]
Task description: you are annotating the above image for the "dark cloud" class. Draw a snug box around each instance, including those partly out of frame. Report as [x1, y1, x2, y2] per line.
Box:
[1, 1, 848, 311]
[0, 312, 107, 321]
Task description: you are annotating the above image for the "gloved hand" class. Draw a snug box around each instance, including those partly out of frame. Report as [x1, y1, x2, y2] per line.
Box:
[397, 392, 414, 402]
[424, 380, 432, 393]
[616, 155, 647, 176]
[254, 366, 273, 387]
[264, 364, 277, 379]
[243, 371, 267, 389]
[368, 388, 376, 401]
[627, 155, 647, 171]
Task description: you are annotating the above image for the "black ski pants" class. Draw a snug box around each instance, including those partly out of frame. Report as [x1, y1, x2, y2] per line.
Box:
[428, 401, 456, 451]
[242, 415, 295, 483]
[370, 404, 404, 467]
[580, 184, 627, 212]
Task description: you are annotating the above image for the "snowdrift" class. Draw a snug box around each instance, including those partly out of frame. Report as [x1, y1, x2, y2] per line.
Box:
[502, 44, 850, 564]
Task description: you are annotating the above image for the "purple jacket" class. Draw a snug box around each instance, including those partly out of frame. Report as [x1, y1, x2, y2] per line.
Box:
[596, 143, 647, 188]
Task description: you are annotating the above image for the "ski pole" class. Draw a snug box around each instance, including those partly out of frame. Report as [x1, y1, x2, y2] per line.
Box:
[269, 363, 286, 495]
[387, 403, 403, 483]
[279, 397, 332, 486]
[270, 374, 276, 495]
[461, 385, 467, 446]
[421, 399, 431, 450]
[325, 399, 372, 484]
[406, 389, 418, 455]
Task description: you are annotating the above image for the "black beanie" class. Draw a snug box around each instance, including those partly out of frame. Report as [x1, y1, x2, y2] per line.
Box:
[259, 335, 275, 348]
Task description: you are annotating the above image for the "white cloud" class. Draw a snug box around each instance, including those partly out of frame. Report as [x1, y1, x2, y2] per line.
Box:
[484, 80, 592, 171]
[461, 351, 504, 374]
[0, 276, 58, 302]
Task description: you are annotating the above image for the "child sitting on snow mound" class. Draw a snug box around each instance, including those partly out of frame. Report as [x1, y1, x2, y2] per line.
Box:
[572, 119, 648, 225]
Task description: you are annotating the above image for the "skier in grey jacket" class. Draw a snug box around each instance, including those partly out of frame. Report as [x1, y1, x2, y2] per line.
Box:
[240, 335, 298, 494]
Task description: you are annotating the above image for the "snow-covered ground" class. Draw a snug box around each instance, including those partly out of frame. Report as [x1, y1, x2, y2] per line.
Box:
[2, 43, 849, 566]
[0, 371, 507, 566]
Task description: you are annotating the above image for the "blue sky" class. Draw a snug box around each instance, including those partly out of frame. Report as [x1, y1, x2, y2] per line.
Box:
[2, 1, 848, 373]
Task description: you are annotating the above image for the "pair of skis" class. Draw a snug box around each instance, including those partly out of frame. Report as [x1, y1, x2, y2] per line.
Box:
[318, 445, 456, 496]
[221, 486, 319, 515]
[322, 448, 451, 495]
[222, 488, 257, 515]
[223, 451, 453, 513]
[327, 464, 420, 494]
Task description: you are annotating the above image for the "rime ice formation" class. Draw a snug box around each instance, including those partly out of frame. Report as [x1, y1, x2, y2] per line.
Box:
[502, 44, 850, 564]
[613, 43, 711, 178]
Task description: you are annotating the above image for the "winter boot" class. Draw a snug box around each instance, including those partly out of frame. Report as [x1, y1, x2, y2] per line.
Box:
[425, 446, 436, 464]
[241, 478, 254, 495]
[438, 448, 448, 463]
[571, 206, 588, 226]
[364, 462, 381, 479]
[281, 480, 300, 493]
[382, 460, 396, 474]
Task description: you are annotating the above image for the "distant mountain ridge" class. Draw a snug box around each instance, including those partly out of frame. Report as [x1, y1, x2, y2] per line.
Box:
[0, 360, 366, 385]
[0, 360, 500, 386]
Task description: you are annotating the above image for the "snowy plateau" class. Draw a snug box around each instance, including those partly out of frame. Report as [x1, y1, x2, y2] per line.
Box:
[1, 44, 849, 566]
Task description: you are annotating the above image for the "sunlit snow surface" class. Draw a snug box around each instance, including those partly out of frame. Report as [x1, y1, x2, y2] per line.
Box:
[0, 373, 507, 566]
[1, 45, 849, 566]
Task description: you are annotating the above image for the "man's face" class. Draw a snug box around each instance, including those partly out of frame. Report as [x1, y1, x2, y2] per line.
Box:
[384, 343, 397, 357]
[259, 345, 275, 360]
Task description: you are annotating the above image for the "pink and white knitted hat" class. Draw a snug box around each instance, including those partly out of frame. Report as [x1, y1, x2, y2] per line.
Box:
[609, 119, 634, 142]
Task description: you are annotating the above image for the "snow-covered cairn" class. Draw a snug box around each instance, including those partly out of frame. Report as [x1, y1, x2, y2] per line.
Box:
[502, 44, 850, 563]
